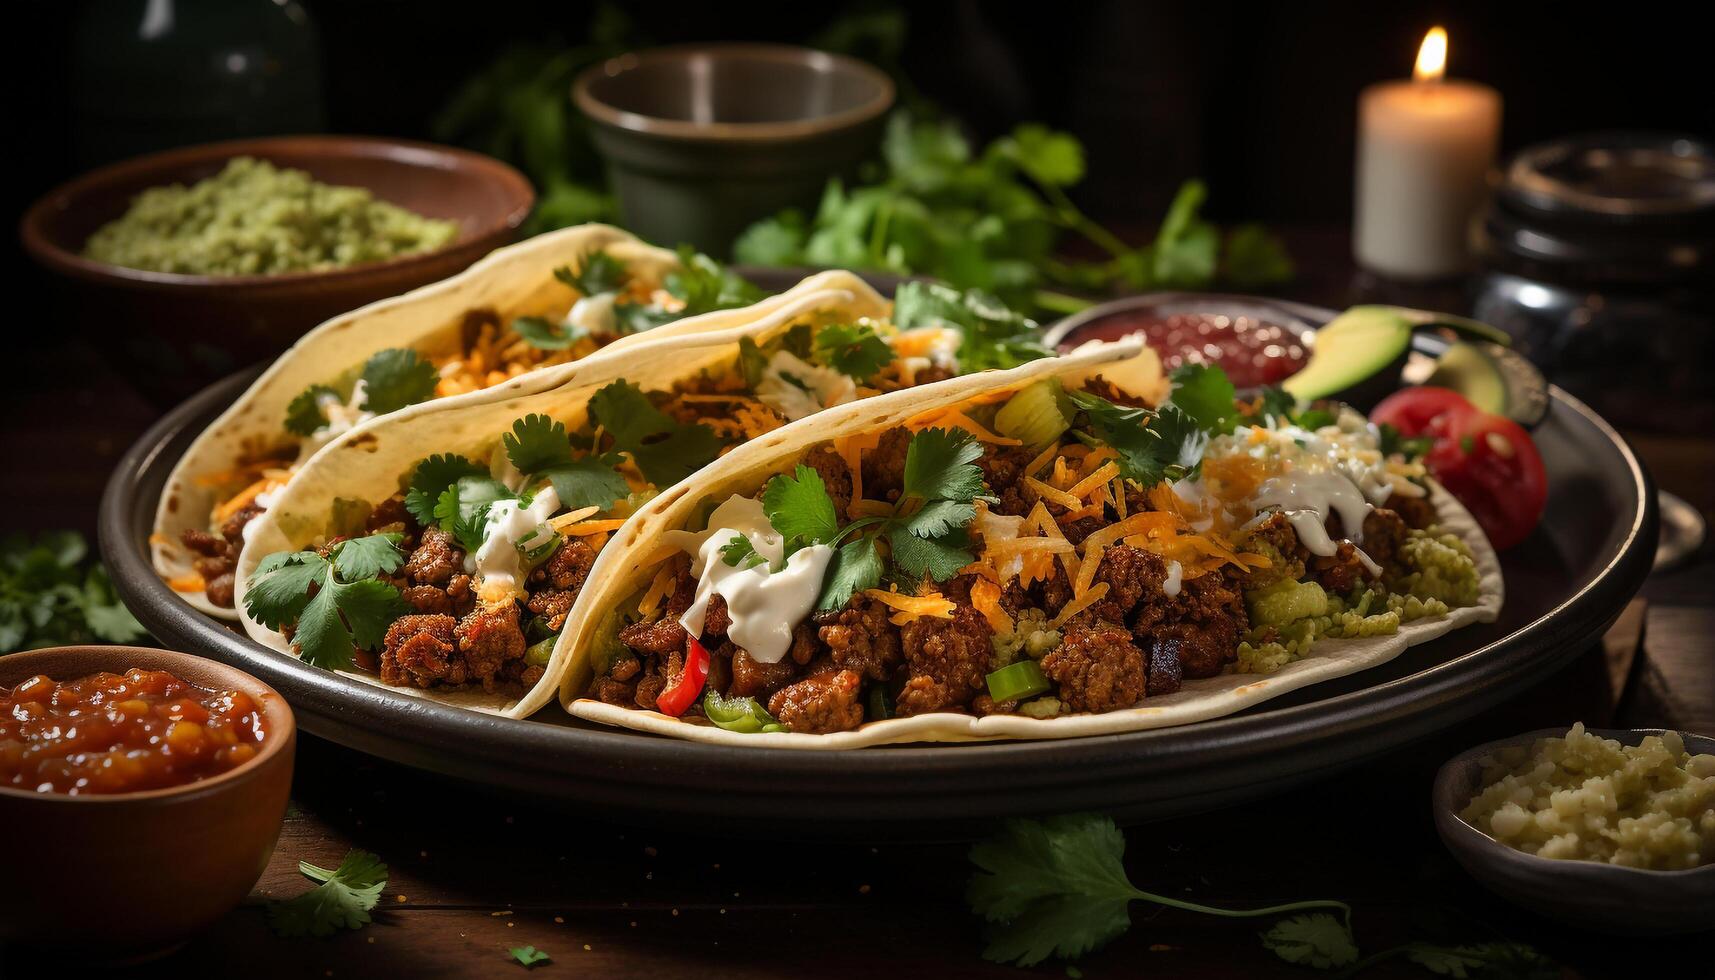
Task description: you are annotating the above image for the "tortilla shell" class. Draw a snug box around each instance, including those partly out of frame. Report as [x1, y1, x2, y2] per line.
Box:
[560, 358, 1504, 748]
[155, 224, 858, 618]
[233, 275, 896, 718]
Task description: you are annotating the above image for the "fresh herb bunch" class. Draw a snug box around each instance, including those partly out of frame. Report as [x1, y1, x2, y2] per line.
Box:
[735, 112, 1293, 314]
[266, 849, 389, 938]
[1, 531, 146, 653]
[966, 814, 1553, 978]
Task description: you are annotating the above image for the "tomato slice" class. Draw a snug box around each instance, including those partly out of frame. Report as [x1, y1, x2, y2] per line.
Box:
[655, 636, 711, 717]
[1424, 410, 1547, 551]
[1370, 386, 1479, 437]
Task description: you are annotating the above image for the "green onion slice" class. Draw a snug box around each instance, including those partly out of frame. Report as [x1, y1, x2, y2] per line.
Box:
[985, 660, 1050, 702]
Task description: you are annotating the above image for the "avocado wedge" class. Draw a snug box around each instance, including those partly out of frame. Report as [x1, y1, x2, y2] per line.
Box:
[1281, 306, 1413, 408]
[1425, 340, 1550, 427]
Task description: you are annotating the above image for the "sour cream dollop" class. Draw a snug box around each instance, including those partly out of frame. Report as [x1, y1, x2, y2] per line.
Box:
[665, 495, 833, 664]
[754, 351, 857, 422]
[473, 485, 562, 599]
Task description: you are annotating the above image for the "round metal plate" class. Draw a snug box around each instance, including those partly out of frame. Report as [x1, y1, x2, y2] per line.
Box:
[100, 300, 1657, 835]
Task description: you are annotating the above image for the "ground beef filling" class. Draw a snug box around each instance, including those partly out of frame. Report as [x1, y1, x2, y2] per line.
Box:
[371, 513, 577, 693]
[179, 503, 264, 608]
[593, 430, 1272, 734]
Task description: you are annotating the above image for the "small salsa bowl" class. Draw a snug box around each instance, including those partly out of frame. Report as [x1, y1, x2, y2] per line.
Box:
[1432, 727, 1715, 936]
[0, 646, 296, 961]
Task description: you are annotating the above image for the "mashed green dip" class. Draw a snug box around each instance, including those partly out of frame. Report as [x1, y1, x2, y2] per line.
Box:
[83, 157, 460, 276]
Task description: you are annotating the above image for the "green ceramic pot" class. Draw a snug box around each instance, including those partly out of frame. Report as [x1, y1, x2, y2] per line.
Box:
[575, 44, 894, 257]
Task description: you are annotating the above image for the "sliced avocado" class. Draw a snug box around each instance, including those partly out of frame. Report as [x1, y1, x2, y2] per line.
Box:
[1282, 306, 1413, 408]
[1426, 340, 1550, 427]
[1381, 306, 1513, 347]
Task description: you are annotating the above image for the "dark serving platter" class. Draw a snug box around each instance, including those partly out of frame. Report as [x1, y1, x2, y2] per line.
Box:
[100, 299, 1657, 837]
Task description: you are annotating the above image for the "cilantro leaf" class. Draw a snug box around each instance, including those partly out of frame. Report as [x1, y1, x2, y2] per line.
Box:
[330, 533, 405, 582]
[510, 945, 552, 967]
[1070, 392, 1206, 486]
[513, 315, 581, 350]
[967, 815, 1140, 966]
[1405, 942, 1556, 980]
[886, 524, 972, 583]
[405, 454, 488, 527]
[892, 281, 1050, 373]
[242, 551, 329, 631]
[554, 249, 628, 296]
[901, 427, 986, 503]
[814, 322, 896, 381]
[1149, 180, 1220, 288]
[1001, 123, 1086, 188]
[588, 380, 721, 487]
[266, 849, 388, 938]
[504, 414, 574, 474]
[284, 384, 339, 437]
[1253, 386, 1297, 424]
[1, 531, 145, 651]
[1379, 422, 1433, 460]
[1167, 363, 1239, 435]
[720, 534, 767, 570]
[761, 465, 842, 550]
[816, 535, 883, 611]
[540, 457, 629, 512]
[732, 209, 807, 266]
[360, 348, 439, 415]
[1260, 914, 1359, 969]
[900, 499, 976, 540]
[292, 572, 407, 671]
[434, 476, 515, 553]
[737, 336, 770, 388]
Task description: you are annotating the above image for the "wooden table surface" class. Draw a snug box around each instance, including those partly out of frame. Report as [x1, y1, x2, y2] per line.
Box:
[3, 226, 1710, 977]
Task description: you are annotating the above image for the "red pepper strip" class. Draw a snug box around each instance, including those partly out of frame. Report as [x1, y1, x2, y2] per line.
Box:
[655, 636, 710, 717]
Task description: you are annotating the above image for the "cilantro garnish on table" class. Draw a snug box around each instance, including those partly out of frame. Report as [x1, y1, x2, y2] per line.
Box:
[588, 380, 721, 486]
[266, 849, 389, 938]
[0, 531, 146, 653]
[510, 945, 552, 967]
[243, 534, 410, 670]
[754, 427, 986, 610]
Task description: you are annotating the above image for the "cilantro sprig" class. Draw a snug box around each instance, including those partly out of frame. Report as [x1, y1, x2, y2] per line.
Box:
[755, 428, 987, 611]
[1, 531, 145, 652]
[504, 413, 630, 512]
[510, 945, 552, 967]
[243, 534, 410, 670]
[967, 814, 1350, 967]
[1068, 391, 1208, 487]
[266, 849, 389, 938]
[588, 380, 721, 487]
[892, 281, 1050, 373]
[554, 249, 629, 297]
[813, 322, 897, 381]
[284, 348, 439, 436]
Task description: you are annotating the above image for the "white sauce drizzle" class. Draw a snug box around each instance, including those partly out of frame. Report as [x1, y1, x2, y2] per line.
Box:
[473, 485, 561, 599]
[566, 291, 618, 335]
[1164, 560, 1183, 598]
[754, 350, 857, 422]
[295, 379, 375, 464]
[666, 495, 834, 664]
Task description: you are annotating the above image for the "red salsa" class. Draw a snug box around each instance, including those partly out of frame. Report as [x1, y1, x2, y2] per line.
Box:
[1059, 311, 1307, 388]
[1, 668, 267, 795]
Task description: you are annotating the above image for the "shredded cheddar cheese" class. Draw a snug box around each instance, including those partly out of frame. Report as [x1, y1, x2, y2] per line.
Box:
[637, 562, 679, 618]
[1050, 581, 1110, 628]
[863, 587, 957, 624]
[970, 579, 1013, 634]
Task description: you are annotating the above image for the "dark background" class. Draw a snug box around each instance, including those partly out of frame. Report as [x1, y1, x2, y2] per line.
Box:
[11, 0, 1712, 233]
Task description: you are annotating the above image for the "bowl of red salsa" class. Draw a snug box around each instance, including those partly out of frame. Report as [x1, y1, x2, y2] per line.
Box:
[0, 647, 295, 960]
[1042, 292, 1318, 390]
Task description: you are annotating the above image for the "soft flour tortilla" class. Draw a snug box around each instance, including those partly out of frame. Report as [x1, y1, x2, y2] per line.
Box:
[156, 223, 850, 619]
[233, 276, 895, 718]
[559, 354, 1505, 749]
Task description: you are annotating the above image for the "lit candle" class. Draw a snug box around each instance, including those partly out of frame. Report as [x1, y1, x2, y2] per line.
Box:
[1354, 27, 1502, 279]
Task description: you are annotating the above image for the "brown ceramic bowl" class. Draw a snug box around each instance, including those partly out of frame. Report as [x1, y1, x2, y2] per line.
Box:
[19, 135, 534, 405]
[575, 43, 893, 255]
[0, 647, 296, 961]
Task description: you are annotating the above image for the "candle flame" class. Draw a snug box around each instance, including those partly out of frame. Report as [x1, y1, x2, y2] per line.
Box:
[1414, 27, 1448, 82]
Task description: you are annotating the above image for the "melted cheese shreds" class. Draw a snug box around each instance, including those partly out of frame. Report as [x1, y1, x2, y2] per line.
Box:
[863, 588, 957, 624]
[167, 573, 206, 592]
[1069, 461, 1120, 499]
[1050, 581, 1110, 628]
[636, 562, 679, 618]
[212, 477, 278, 523]
[1026, 477, 1083, 511]
[908, 407, 1022, 446]
[970, 578, 1014, 634]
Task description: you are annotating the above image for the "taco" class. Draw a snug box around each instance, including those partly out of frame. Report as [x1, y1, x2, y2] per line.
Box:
[230, 274, 1063, 717]
[154, 223, 787, 619]
[557, 343, 1504, 747]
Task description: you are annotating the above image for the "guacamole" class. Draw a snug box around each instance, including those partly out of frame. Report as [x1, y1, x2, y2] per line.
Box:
[83, 156, 460, 276]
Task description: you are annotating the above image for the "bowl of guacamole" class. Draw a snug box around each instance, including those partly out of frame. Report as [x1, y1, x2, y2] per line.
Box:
[22, 135, 533, 402]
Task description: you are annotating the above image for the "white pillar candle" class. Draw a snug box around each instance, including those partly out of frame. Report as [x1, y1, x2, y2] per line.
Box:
[1354, 27, 1502, 280]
